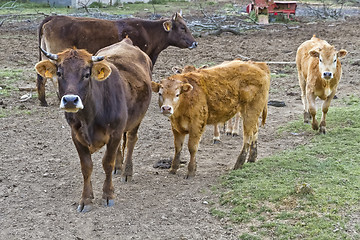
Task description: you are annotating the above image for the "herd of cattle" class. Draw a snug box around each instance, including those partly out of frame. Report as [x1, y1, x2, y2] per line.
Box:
[34, 13, 347, 212]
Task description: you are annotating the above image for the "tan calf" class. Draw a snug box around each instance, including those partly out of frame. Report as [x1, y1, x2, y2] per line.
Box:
[152, 60, 270, 178]
[172, 65, 241, 144]
[296, 35, 347, 133]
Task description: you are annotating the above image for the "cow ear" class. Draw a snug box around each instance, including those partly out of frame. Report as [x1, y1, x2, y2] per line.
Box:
[92, 62, 111, 81]
[35, 60, 57, 79]
[309, 49, 320, 58]
[180, 83, 193, 94]
[151, 81, 161, 93]
[337, 49, 347, 58]
[163, 21, 172, 32]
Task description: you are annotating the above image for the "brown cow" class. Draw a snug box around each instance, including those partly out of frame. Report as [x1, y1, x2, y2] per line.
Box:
[35, 38, 152, 212]
[172, 65, 241, 143]
[37, 13, 197, 106]
[296, 35, 347, 133]
[152, 60, 270, 178]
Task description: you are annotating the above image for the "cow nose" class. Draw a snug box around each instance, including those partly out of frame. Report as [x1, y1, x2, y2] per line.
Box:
[189, 42, 198, 49]
[323, 72, 333, 79]
[161, 105, 173, 114]
[60, 94, 84, 112]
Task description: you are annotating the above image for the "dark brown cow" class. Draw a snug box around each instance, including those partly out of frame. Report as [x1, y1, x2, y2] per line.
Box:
[37, 13, 197, 106]
[35, 38, 152, 212]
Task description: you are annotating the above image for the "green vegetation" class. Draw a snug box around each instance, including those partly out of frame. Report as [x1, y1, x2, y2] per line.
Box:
[212, 99, 360, 239]
[0, 0, 202, 16]
[0, 69, 36, 118]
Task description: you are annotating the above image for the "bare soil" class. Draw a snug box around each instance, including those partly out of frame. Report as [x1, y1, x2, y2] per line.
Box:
[0, 9, 359, 239]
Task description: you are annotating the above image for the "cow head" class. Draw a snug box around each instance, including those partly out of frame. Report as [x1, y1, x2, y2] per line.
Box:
[163, 12, 198, 50]
[309, 45, 347, 80]
[151, 78, 193, 117]
[35, 48, 111, 113]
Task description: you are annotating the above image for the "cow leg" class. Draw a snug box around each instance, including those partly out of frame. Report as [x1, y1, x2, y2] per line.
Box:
[169, 129, 185, 175]
[37, 74, 48, 106]
[114, 132, 126, 175]
[213, 124, 221, 144]
[121, 125, 140, 182]
[234, 112, 257, 169]
[248, 132, 259, 163]
[307, 91, 319, 130]
[73, 137, 94, 212]
[232, 113, 241, 136]
[299, 73, 311, 123]
[102, 135, 122, 207]
[186, 132, 201, 179]
[320, 92, 335, 134]
[226, 118, 233, 135]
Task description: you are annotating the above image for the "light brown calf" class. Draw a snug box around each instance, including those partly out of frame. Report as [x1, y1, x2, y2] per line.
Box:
[172, 65, 241, 143]
[296, 35, 347, 133]
[152, 60, 270, 178]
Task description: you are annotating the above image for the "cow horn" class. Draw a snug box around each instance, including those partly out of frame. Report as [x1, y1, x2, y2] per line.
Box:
[40, 47, 58, 61]
[91, 56, 105, 62]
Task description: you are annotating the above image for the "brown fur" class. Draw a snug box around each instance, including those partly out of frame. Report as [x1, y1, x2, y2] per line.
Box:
[296, 35, 347, 133]
[37, 13, 196, 106]
[35, 38, 152, 212]
[152, 59, 270, 178]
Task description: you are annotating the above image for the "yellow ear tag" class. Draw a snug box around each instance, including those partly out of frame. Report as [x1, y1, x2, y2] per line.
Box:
[45, 70, 52, 78]
[98, 69, 105, 79]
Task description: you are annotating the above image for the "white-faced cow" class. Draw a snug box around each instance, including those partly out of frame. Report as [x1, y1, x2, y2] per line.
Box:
[35, 38, 152, 212]
[37, 13, 197, 106]
[152, 60, 270, 178]
[296, 35, 347, 133]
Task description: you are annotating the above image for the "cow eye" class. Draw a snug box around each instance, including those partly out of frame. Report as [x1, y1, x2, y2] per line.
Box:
[56, 71, 62, 77]
[333, 59, 337, 63]
[176, 94, 180, 97]
[159, 92, 162, 96]
[84, 73, 90, 79]
[319, 58, 322, 63]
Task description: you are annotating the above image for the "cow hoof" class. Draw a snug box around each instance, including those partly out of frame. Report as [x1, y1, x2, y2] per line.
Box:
[77, 204, 92, 213]
[113, 168, 121, 175]
[169, 168, 177, 174]
[213, 139, 221, 144]
[319, 126, 326, 134]
[40, 101, 48, 107]
[121, 175, 132, 182]
[226, 132, 232, 136]
[185, 173, 195, 179]
[102, 198, 115, 207]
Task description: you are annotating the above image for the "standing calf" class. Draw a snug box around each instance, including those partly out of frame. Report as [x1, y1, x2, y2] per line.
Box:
[152, 60, 270, 178]
[296, 35, 347, 133]
[35, 39, 152, 212]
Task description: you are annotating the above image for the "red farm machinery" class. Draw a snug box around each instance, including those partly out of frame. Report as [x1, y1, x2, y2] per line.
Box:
[246, 0, 297, 24]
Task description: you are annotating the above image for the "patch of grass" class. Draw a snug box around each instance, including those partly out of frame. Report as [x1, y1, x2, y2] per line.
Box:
[0, 69, 23, 97]
[212, 99, 360, 239]
[0, 0, 195, 16]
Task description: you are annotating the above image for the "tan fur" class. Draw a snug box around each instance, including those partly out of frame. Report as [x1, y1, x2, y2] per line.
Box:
[152, 59, 270, 178]
[296, 35, 347, 133]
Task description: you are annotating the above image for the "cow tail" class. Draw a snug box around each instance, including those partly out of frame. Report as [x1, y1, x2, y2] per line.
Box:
[261, 104, 267, 127]
[38, 16, 53, 61]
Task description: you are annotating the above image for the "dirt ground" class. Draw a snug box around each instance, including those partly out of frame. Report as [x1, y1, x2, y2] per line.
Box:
[1, 6, 360, 239]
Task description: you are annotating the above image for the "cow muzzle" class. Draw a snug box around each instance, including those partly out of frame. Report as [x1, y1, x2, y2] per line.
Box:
[322, 72, 333, 80]
[60, 94, 84, 113]
[188, 42, 198, 50]
[160, 105, 173, 117]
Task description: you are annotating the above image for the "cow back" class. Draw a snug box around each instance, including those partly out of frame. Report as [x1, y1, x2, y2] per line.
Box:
[96, 38, 153, 131]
